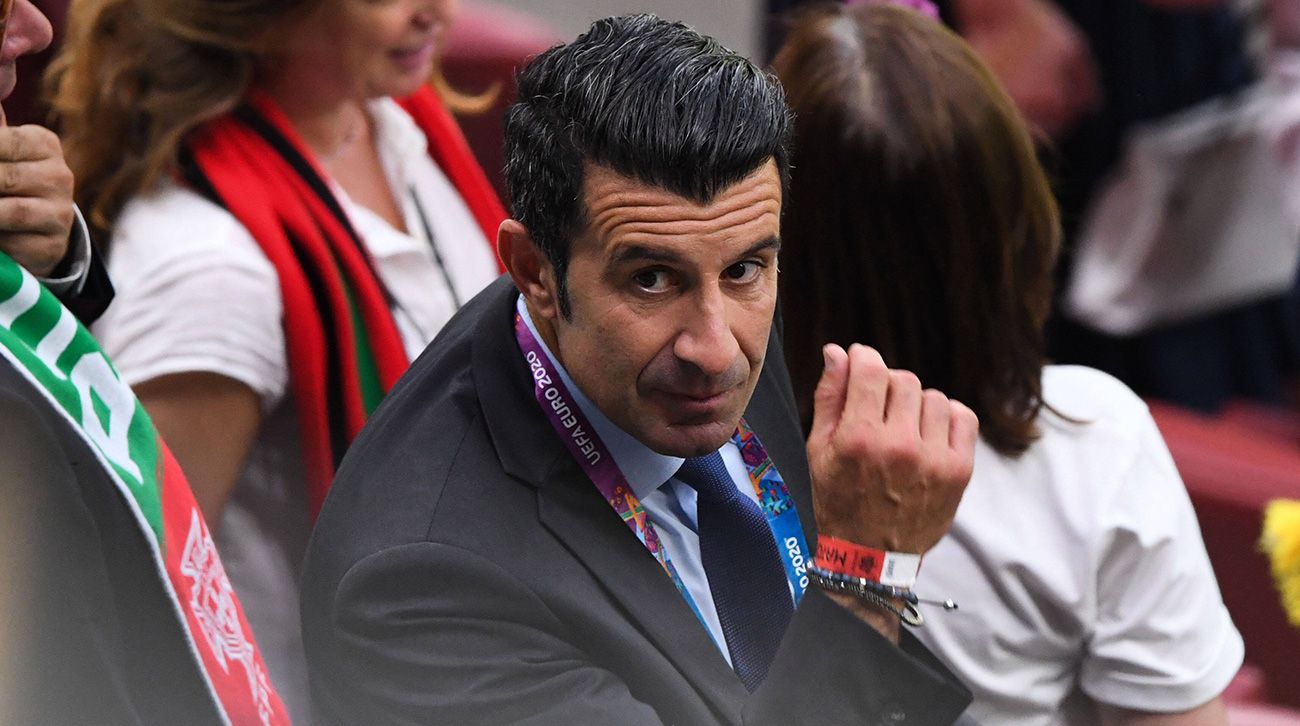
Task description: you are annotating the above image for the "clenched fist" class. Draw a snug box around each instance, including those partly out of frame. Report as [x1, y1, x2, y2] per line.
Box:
[806, 343, 978, 556]
[0, 124, 76, 277]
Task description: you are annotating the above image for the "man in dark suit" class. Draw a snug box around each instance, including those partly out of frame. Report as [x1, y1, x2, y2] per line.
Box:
[303, 14, 980, 725]
[0, 1, 283, 721]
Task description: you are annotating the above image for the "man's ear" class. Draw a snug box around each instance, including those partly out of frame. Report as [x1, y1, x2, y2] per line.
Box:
[498, 219, 560, 322]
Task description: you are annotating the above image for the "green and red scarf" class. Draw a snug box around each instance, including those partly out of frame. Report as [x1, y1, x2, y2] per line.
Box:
[185, 87, 505, 518]
[0, 252, 291, 725]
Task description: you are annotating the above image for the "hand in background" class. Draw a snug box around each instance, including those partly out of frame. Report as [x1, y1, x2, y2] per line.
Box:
[806, 343, 978, 557]
[0, 122, 76, 277]
[957, 0, 1100, 140]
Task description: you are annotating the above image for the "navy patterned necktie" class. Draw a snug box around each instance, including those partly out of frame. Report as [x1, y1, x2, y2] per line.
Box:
[675, 451, 793, 691]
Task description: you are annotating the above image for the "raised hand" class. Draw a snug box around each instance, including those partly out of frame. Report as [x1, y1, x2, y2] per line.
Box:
[0, 124, 76, 277]
[805, 343, 978, 557]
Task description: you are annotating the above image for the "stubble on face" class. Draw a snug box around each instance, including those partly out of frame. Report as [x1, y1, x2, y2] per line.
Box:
[542, 162, 783, 457]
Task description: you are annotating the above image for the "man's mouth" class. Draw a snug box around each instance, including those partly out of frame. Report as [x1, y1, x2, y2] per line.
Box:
[654, 387, 736, 418]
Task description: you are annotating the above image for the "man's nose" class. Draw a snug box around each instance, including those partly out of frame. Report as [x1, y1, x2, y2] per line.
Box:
[672, 284, 740, 378]
[6, 0, 54, 60]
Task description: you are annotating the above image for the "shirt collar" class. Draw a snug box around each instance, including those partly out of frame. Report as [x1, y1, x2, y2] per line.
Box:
[516, 295, 683, 499]
[366, 97, 430, 184]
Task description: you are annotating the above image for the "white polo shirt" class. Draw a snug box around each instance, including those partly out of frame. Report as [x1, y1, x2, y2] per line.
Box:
[912, 365, 1243, 724]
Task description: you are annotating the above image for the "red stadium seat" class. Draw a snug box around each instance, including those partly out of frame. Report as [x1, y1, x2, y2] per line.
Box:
[1223, 662, 1267, 705]
[441, 2, 562, 201]
[1148, 400, 1300, 709]
[1226, 702, 1300, 725]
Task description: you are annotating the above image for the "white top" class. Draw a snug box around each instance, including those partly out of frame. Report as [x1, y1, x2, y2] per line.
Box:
[912, 365, 1244, 725]
[93, 97, 500, 724]
[517, 297, 793, 665]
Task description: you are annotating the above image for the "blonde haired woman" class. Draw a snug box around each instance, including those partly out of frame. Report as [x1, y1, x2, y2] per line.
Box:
[49, 0, 504, 718]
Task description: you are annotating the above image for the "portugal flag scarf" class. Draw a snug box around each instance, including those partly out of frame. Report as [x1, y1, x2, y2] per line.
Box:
[185, 87, 505, 518]
[0, 252, 291, 725]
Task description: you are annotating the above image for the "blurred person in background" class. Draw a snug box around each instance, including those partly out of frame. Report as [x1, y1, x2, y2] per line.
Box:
[1, 0, 290, 721]
[1041, 0, 1296, 413]
[47, 0, 505, 719]
[1061, 0, 1300, 413]
[767, 0, 1102, 139]
[0, 0, 112, 321]
[774, 4, 1244, 723]
[772, 0, 1286, 414]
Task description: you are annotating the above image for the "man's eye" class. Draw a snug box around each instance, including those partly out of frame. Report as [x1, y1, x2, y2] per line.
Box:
[632, 269, 670, 291]
[723, 261, 761, 283]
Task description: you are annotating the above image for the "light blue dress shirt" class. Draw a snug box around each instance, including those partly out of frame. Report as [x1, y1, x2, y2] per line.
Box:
[518, 296, 781, 664]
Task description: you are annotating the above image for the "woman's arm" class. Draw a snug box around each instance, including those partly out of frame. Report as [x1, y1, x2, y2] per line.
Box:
[1100, 696, 1228, 726]
[134, 371, 262, 526]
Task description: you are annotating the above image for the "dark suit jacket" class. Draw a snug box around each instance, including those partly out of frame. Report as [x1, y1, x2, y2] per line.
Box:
[64, 247, 115, 325]
[301, 276, 972, 725]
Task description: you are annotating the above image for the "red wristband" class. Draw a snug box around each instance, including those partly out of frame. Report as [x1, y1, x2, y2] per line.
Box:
[814, 535, 923, 588]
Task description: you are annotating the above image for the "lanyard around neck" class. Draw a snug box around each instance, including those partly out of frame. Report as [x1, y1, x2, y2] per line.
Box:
[513, 312, 810, 629]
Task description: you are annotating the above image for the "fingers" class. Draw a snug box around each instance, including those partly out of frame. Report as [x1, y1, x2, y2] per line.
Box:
[808, 343, 849, 445]
[0, 196, 75, 236]
[805, 346, 979, 556]
[838, 343, 889, 432]
[0, 234, 70, 277]
[920, 393, 979, 484]
[0, 125, 64, 163]
[918, 388, 950, 448]
[0, 155, 74, 198]
[947, 399, 979, 471]
[0, 197, 76, 276]
[809, 341, 976, 468]
[0, 127, 76, 276]
[883, 369, 921, 426]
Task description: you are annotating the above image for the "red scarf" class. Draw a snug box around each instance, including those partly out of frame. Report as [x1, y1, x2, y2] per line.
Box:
[186, 87, 505, 518]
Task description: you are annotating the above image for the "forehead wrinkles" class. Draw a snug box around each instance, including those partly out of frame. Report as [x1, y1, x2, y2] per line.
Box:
[584, 167, 782, 243]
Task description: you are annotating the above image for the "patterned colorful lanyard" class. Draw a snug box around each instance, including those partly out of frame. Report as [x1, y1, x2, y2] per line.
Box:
[514, 312, 810, 628]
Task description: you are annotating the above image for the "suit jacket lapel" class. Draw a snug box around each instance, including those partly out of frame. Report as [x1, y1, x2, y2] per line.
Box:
[536, 459, 748, 719]
[472, 279, 747, 718]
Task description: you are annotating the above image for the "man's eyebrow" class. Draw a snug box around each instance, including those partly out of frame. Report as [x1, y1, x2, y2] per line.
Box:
[611, 236, 781, 265]
[740, 236, 781, 259]
[611, 245, 686, 265]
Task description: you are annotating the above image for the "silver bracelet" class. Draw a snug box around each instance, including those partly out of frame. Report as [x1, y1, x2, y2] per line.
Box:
[807, 563, 918, 603]
[807, 567, 927, 626]
[807, 565, 960, 628]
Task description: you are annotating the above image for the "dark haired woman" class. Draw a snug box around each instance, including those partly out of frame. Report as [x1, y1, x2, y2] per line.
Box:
[47, 0, 503, 719]
[774, 5, 1241, 724]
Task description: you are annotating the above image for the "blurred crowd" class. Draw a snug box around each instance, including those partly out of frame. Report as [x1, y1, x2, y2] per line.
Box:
[770, 0, 1299, 413]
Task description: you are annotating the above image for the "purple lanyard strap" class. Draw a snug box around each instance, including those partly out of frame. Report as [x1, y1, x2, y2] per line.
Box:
[514, 312, 810, 630]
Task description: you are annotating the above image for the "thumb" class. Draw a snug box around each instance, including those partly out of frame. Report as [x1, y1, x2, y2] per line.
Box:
[808, 343, 849, 447]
